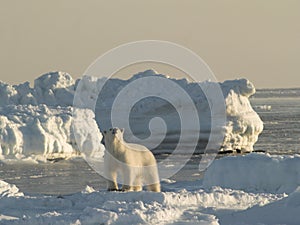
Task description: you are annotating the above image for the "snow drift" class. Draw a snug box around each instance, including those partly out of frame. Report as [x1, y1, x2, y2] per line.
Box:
[0, 70, 263, 159]
[203, 153, 300, 194]
[1, 176, 299, 225]
[1, 153, 299, 224]
[220, 187, 300, 225]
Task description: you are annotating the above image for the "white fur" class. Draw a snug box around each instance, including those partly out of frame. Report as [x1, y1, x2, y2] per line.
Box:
[103, 128, 160, 192]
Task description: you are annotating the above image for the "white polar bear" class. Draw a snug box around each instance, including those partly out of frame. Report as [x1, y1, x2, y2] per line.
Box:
[102, 127, 161, 192]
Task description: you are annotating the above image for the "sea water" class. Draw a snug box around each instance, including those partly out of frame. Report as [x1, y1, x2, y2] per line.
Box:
[0, 156, 204, 195]
[251, 95, 300, 154]
[0, 90, 299, 195]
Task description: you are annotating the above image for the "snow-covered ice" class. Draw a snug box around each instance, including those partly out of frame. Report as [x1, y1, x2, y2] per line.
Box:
[0, 70, 263, 160]
[203, 153, 300, 194]
[0, 153, 299, 224]
[0, 71, 75, 107]
[0, 180, 23, 198]
[220, 187, 300, 225]
[253, 105, 272, 111]
[0, 181, 288, 225]
[0, 71, 280, 224]
[0, 105, 104, 161]
[0, 71, 298, 224]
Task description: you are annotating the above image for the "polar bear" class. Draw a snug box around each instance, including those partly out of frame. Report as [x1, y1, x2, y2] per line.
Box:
[102, 127, 160, 192]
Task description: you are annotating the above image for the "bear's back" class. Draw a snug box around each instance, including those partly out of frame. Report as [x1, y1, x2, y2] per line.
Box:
[123, 141, 157, 166]
[124, 142, 149, 152]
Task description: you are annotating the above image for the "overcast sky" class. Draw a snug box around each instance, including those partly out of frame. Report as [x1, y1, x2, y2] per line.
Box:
[0, 0, 299, 88]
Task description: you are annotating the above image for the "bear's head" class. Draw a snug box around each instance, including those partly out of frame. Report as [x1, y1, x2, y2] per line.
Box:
[102, 127, 124, 146]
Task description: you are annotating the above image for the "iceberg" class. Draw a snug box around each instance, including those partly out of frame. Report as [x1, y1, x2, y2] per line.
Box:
[0, 180, 23, 197]
[0, 71, 74, 107]
[221, 79, 264, 152]
[0, 70, 263, 159]
[0, 105, 104, 160]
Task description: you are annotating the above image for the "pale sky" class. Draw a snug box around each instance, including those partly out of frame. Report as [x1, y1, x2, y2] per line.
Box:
[0, 0, 299, 88]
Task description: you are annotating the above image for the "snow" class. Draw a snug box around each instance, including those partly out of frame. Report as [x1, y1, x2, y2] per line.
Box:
[0, 70, 263, 159]
[203, 153, 300, 194]
[221, 79, 263, 152]
[220, 187, 300, 225]
[34, 72, 75, 106]
[0, 71, 75, 107]
[0, 153, 299, 224]
[0, 105, 104, 160]
[76, 71, 263, 153]
[0, 178, 293, 225]
[1, 71, 298, 224]
[0, 180, 23, 197]
[253, 105, 272, 111]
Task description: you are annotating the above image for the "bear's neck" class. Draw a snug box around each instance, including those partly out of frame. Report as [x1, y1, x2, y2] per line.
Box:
[108, 138, 126, 154]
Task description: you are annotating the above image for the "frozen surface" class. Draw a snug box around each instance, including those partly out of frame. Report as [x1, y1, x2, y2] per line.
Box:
[220, 187, 300, 225]
[203, 153, 300, 194]
[0, 180, 23, 198]
[0, 71, 298, 224]
[254, 87, 300, 98]
[0, 71, 75, 107]
[0, 105, 104, 160]
[1, 153, 300, 224]
[0, 178, 295, 225]
[0, 71, 263, 159]
[77, 71, 263, 152]
[221, 79, 263, 152]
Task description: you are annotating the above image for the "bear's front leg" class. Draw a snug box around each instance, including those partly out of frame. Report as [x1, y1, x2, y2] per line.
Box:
[104, 156, 118, 191]
[107, 180, 118, 191]
[121, 165, 134, 192]
[106, 169, 118, 191]
[121, 184, 133, 192]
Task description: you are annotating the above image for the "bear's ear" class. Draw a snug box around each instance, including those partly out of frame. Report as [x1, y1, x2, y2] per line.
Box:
[120, 128, 125, 133]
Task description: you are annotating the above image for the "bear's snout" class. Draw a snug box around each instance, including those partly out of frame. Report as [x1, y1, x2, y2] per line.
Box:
[112, 128, 117, 134]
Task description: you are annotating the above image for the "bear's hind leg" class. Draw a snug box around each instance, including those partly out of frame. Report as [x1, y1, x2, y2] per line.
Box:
[122, 179, 142, 192]
[121, 167, 143, 192]
[131, 173, 142, 192]
[133, 185, 142, 191]
[146, 183, 161, 192]
[144, 166, 161, 192]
